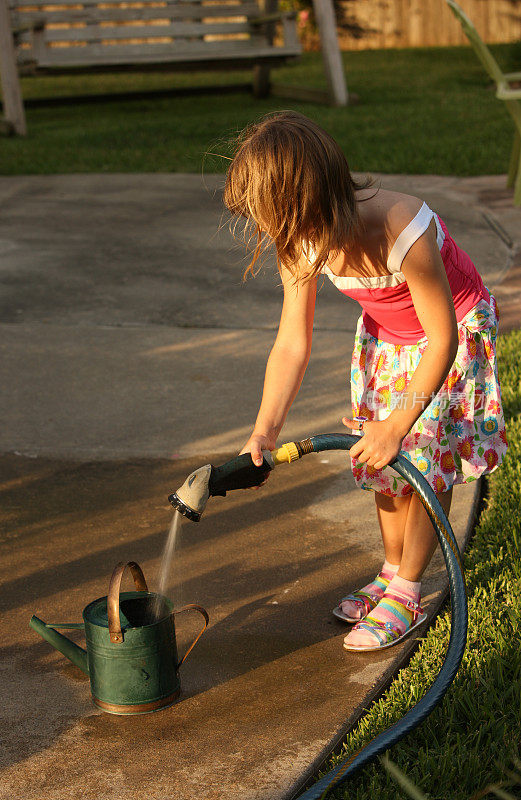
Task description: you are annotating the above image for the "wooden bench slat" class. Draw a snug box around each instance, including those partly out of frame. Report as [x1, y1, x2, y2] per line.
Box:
[6, 0, 303, 131]
[17, 40, 300, 66]
[12, 4, 260, 24]
[17, 21, 254, 44]
[11, 0, 251, 8]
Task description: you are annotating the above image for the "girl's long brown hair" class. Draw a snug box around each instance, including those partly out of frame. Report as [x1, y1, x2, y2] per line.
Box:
[223, 110, 376, 283]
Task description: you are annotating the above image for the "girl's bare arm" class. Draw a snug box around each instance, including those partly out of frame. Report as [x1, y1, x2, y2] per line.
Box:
[385, 215, 459, 437]
[240, 260, 317, 465]
[347, 212, 459, 470]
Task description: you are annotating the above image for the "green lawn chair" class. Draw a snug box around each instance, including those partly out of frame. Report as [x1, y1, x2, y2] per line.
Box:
[446, 0, 521, 205]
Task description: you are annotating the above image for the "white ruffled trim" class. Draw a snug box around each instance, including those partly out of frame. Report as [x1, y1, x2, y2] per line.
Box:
[320, 204, 445, 291]
[323, 266, 406, 289]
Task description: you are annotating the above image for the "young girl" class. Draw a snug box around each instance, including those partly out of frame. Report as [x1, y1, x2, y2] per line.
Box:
[223, 110, 508, 652]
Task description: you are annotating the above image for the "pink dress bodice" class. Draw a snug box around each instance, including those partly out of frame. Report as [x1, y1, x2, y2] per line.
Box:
[320, 202, 490, 345]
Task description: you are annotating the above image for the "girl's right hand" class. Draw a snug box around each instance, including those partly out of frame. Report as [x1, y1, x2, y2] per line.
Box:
[239, 432, 277, 489]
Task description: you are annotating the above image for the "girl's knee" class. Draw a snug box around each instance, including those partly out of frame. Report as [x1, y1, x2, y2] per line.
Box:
[374, 491, 412, 510]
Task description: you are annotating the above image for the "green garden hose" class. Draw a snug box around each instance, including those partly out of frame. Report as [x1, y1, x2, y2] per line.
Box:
[169, 432, 468, 799]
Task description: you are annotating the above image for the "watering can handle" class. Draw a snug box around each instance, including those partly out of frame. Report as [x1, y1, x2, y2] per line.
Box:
[175, 604, 210, 668]
[108, 561, 148, 643]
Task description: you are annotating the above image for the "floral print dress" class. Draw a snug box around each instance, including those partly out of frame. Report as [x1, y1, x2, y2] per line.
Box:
[315, 201, 509, 497]
[350, 292, 508, 496]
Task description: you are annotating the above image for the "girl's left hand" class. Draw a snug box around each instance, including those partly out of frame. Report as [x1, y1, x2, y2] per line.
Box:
[342, 417, 405, 470]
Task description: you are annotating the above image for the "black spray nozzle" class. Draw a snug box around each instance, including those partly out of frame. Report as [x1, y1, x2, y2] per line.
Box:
[208, 453, 273, 495]
[169, 452, 274, 522]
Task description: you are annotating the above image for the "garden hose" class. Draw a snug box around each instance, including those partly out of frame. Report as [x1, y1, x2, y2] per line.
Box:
[169, 432, 468, 799]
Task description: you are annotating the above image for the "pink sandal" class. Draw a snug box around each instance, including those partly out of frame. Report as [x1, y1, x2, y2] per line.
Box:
[332, 570, 394, 623]
[343, 594, 427, 651]
[332, 588, 381, 623]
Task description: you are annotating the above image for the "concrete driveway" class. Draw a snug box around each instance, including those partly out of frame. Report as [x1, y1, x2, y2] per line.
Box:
[0, 171, 519, 800]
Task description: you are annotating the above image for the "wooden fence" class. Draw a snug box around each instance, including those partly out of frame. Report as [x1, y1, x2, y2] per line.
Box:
[335, 0, 521, 49]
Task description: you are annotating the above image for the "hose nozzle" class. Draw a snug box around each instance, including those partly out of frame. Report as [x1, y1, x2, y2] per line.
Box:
[168, 492, 203, 522]
[168, 464, 212, 522]
[168, 451, 275, 522]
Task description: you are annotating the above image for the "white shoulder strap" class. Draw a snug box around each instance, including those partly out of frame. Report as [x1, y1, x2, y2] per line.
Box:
[386, 202, 435, 274]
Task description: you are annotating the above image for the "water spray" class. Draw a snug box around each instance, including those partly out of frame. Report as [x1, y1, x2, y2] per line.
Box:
[169, 433, 467, 799]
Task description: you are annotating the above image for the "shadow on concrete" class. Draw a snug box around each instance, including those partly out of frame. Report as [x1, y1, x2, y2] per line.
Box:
[2, 453, 382, 781]
[1, 455, 366, 614]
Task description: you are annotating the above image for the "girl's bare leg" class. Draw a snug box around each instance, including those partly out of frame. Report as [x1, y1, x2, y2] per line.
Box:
[398, 487, 453, 581]
[374, 487, 453, 580]
[374, 492, 412, 565]
[345, 487, 454, 648]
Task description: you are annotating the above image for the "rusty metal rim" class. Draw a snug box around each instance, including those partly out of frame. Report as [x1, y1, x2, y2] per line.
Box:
[93, 689, 181, 715]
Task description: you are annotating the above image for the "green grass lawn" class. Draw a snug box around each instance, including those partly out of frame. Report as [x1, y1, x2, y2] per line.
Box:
[314, 327, 521, 800]
[0, 44, 518, 175]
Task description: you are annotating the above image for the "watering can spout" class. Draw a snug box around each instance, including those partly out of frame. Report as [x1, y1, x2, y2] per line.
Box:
[30, 615, 89, 675]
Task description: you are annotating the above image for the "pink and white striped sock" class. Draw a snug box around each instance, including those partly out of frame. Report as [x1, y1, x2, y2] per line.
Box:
[345, 573, 421, 647]
[340, 560, 400, 620]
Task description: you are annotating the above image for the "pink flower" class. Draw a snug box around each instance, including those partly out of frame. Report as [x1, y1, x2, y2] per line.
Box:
[375, 386, 390, 407]
[440, 451, 456, 473]
[376, 352, 388, 372]
[457, 436, 474, 460]
[392, 372, 407, 393]
[450, 398, 470, 421]
[433, 474, 447, 492]
[484, 449, 499, 469]
[359, 402, 374, 419]
[444, 370, 458, 391]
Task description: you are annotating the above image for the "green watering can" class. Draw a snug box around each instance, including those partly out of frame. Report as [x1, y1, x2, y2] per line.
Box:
[30, 561, 209, 715]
